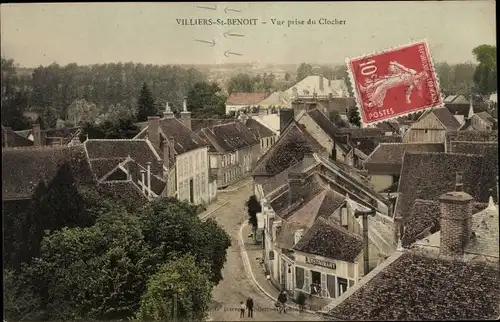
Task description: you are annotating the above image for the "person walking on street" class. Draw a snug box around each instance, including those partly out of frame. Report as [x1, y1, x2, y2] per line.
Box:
[246, 297, 254, 318]
[277, 290, 288, 313]
[240, 301, 245, 318]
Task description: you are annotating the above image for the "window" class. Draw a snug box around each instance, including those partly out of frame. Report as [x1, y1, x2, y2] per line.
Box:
[327, 275, 336, 298]
[223, 173, 227, 183]
[424, 129, 428, 133]
[337, 277, 348, 297]
[295, 267, 305, 290]
[261, 139, 264, 148]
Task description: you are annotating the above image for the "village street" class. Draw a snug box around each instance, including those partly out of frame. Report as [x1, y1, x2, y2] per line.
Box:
[205, 178, 323, 321]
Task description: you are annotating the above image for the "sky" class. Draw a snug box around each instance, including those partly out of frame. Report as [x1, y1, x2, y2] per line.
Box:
[0, 1, 496, 67]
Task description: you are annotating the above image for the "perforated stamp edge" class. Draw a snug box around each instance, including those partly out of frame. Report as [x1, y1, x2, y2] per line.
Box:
[344, 39, 445, 127]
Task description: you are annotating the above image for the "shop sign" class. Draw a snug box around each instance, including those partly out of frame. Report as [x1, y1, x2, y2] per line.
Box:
[305, 257, 336, 269]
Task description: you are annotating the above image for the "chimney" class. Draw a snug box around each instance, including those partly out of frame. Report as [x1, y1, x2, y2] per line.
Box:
[147, 116, 160, 150]
[163, 102, 174, 119]
[393, 214, 404, 246]
[32, 123, 43, 146]
[438, 172, 474, 259]
[146, 161, 152, 197]
[140, 169, 146, 194]
[180, 97, 191, 130]
[319, 75, 324, 91]
[288, 172, 306, 205]
[163, 138, 171, 172]
[328, 92, 333, 100]
[169, 137, 175, 162]
[330, 139, 337, 161]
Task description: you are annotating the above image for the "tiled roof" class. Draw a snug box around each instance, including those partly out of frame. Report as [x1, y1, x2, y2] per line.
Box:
[135, 117, 208, 154]
[191, 118, 235, 133]
[202, 122, 259, 153]
[374, 121, 400, 133]
[44, 127, 81, 144]
[431, 107, 461, 130]
[475, 111, 497, 124]
[89, 157, 127, 180]
[350, 135, 403, 156]
[2, 126, 34, 148]
[327, 251, 500, 321]
[2, 145, 96, 200]
[445, 130, 497, 151]
[287, 189, 345, 228]
[294, 217, 363, 262]
[444, 103, 471, 117]
[448, 141, 498, 202]
[226, 92, 271, 105]
[245, 118, 275, 138]
[338, 127, 385, 138]
[252, 121, 325, 176]
[396, 152, 485, 219]
[306, 108, 340, 140]
[364, 143, 445, 174]
[84, 139, 163, 178]
[402, 199, 440, 248]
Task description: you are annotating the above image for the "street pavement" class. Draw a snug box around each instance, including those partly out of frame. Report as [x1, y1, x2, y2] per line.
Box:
[206, 179, 323, 321]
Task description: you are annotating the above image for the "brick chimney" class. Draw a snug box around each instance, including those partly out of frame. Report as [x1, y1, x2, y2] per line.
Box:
[319, 75, 324, 91]
[438, 172, 474, 259]
[32, 123, 43, 146]
[288, 172, 306, 205]
[147, 116, 160, 150]
[330, 139, 337, 161]
[180, 97, 191, 130]
[163, 102, 174, 119]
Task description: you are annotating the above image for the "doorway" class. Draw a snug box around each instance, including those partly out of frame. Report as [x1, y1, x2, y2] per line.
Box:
[310, 270, 321, 295]
[189, 179, 194, 203]
[337, 277, 348, 297]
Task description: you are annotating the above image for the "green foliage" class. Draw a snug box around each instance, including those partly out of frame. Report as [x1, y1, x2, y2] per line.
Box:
[186, 81, 227, 118]
[4, 268, 43, 321]
[329, 110, 348, 127]
[348, 107, 361, 127]
[284, 72, 291, 81]
[66, 98, 98, 126]
[297, 63, 314, 82]
[138, 198, 231, 285]
[228, 73, 256, 94]
[136, 254, 213, 321]
[137, 83, 157, 122]
[246, 195, 261, 228]
[472, 45, 497, 95]
[80, 117, 140, 140]
[435, 62, 476, 96]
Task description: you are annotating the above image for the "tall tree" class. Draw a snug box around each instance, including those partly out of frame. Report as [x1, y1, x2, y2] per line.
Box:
[66, 98, 98, 126]
[472, 44, 497, 95]
[186, 82, 227, 118]
[135, 254, 213, 321]
[136, 83, 156, 122]
[348, 107, 361, 127]
[246, 195, 261, 243]
[227, 74, 255, 94]
[296, 63, 314, 82]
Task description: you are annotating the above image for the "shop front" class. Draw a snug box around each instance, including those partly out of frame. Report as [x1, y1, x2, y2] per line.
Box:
[293, 252, 358, 299]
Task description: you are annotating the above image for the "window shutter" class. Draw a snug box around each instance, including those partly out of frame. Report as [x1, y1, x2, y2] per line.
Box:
[321, 273, 328, 297]
[304, 270, 311, 293]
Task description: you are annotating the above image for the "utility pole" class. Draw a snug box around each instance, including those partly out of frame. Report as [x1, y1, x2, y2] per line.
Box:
[354, 208, 376, 276]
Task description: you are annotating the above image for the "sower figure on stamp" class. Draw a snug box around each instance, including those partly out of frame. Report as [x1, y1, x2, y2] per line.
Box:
[359, 61, 428, 108]
[240, 301, 245, 318]
[246, 297, 254, 318]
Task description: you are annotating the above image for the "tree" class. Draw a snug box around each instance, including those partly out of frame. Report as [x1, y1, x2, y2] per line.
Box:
[66, 98, 98, 126]
[1, 91, 32, 130]
[472, 45, 497, 95]
[329, 110, 348, 127]
[284, 72, 291, 81]
[99, 103, 137, 124]
[186, 82, 227, 118]
[136, 254, 213, 321]
[246, 195, 262, 243]
[138, 198, 231, 286]
[296, 63, 314, 82]
[80, 116, 140, 140]
[348, 107, 361, 127]
[137, 83, 156, 122]
[227, 73, 255, 94]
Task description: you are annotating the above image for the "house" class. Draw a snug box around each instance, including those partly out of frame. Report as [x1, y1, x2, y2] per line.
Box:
[225, 92, 271, 115]
[374, 121, 400, 136]
[402, 107, 461, 143]
[243, 117, 278, 155]
[460, 111, 498, 131]
[2, 126, 34, 148]
[443, 94, 469, 104]
[257, 154, 395, 302]
[133, 99, 215, 205]
[291, 96, 356, 117]
[362, 143, 445, 192]
[258, 91, 292, 110]
[198, 121, 260, 189]
[285, 75, 349, 99]
[15, 124, 82, 147]
[323, 181, 499, 321]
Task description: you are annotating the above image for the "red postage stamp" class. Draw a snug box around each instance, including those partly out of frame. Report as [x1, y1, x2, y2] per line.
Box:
[346, 41, 443, 125]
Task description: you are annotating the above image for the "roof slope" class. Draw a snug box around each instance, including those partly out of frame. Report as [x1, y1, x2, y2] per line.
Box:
[191, 118, 235, 133]
[402, 199, 440, 248]
[328, 251, 500, 321]
[226, 92, 271, 105]
[306, 108, 340, 139]
[294, 217, 363, 262]
[2, 145, 95, 200]
[245, 118, 275, 138]
[431, 107, 461, 130]
[204, 122, 259, 153]
[135, 117, 208, 154]
[397, 152, 485, 219]
[252, 121, 325, 176]
[364, 143, 445, 174]
[2, 126, 34, 148]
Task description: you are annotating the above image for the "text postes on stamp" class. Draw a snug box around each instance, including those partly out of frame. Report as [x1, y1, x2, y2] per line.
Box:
[346, 41, 443, 125]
